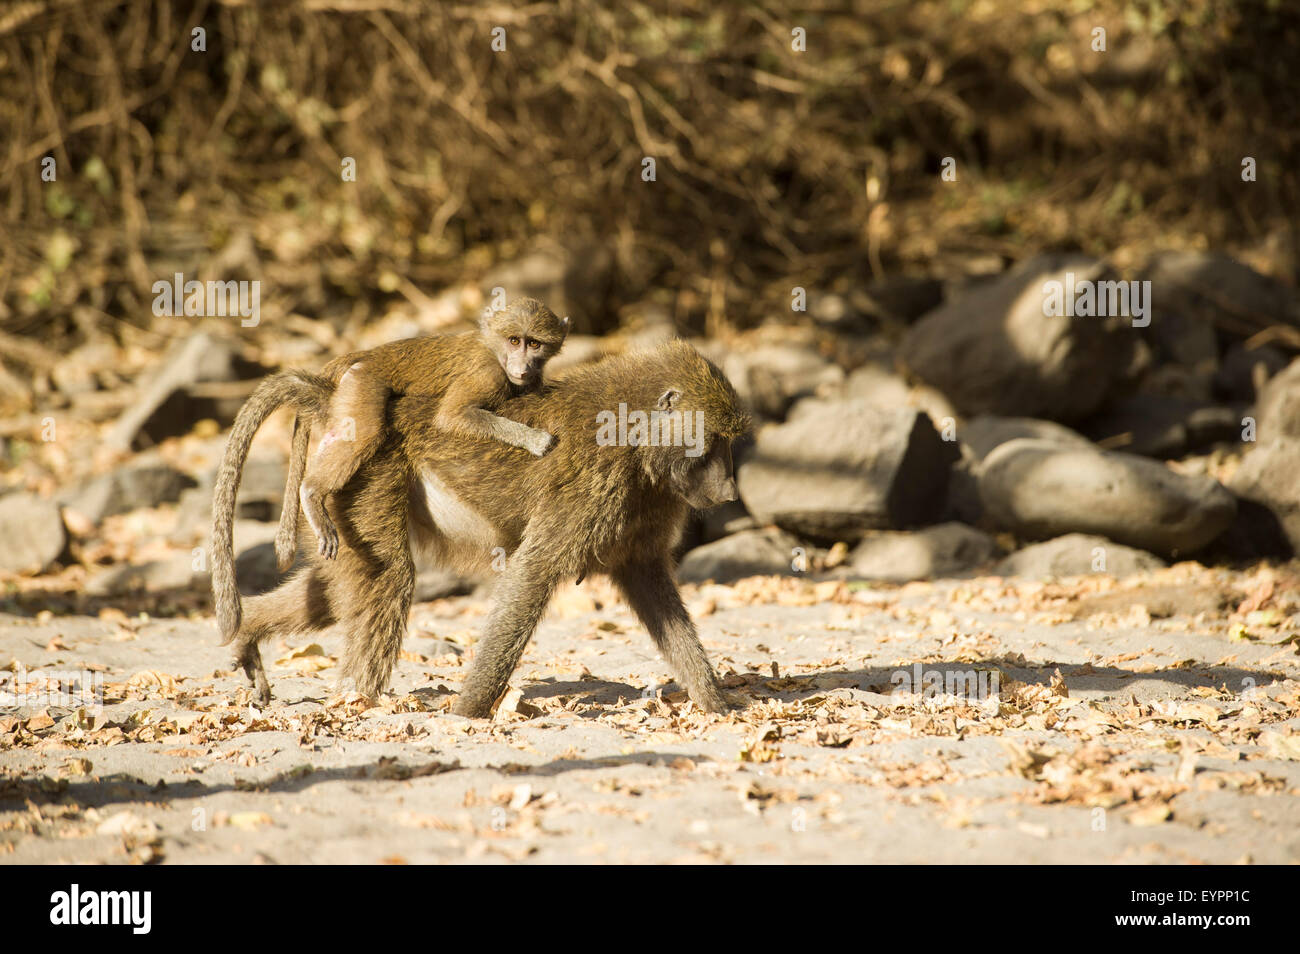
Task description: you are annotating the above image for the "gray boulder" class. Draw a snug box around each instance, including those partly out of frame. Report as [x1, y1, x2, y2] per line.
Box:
[107, 331, 261, 451]
[482, 240, 613, 334]
[1081, 394, 1242, 458]
[959, 416, 1092, 462]
[677, 528, 803, 584]
[849, 523, 1001, 582]
[61, 460, 197, 525]
[1216, 342, 1289, 403]
[1142, 251, 1299, 368]
[1228, 439, 1300, 552]
[1254, 358, 1300, 442]
[978, 438, 1236, 557]
[721, 345, 844, 420]
[995, 534, 1165, 578]
[0, 493, 66, 574]
[737, 400, 959, 542]
[899, 254, 1148, 421]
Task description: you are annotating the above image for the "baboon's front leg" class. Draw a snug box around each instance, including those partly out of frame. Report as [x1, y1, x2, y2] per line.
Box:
[452, 541, 562, 718]
[613, 560, 730, 713]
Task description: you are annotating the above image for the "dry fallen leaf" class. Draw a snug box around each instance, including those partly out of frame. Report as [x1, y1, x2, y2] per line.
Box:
[228, 812, 274, 830]
[1128, 803, 1172, 826]
[274, 643, 336, 672]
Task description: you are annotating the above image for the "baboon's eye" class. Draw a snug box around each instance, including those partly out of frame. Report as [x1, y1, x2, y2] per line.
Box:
[508, 336, 521, 347]
[527, 339, 541, 350]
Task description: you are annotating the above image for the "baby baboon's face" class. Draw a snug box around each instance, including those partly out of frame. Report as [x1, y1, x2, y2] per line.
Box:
[485, 298, 569, 388]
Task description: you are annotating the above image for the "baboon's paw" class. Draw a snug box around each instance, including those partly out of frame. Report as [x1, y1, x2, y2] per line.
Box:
[450, 694, 494, 719]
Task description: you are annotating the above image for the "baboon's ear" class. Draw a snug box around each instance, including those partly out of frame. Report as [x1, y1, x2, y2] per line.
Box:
[561, 315, 571, 336]
[656, 388, 681, 411]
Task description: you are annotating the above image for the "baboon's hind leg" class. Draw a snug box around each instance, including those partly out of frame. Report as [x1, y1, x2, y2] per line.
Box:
[337, 542, 415, 699]
[230, 568, 337, 704]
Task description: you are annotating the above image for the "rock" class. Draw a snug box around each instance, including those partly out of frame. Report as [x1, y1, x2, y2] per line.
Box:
[944, 457, 984, 526]
[414, 569, 476, 602]
[1081, 394, 1242, 458]
[807, 279, 944, 333]
[721, 345, 844, 419]
[978, 439, 1236, 557]
[194, 455, 289, 523]
[85, 552, 200, 597]
[224, 520, 287, 595]
[849, 523, 1001, 582]
[0, 493, 66, 574]
[958, 416, 1091, 462]
[233, 543, 283, 596]
[61, 460, 197, 524]
[856, 275, 945, 324]
[899, 254, 1148, 421]
[1228, 439, 1300, 553]
[839, 363, 957, 424]
[1254, 357, 1300, 441]
[697, 498, 758, 544]
[737, 400, 959, 541]
[107, 331, 263, 451]
[676, 528, 802, 583]
[169, 488, 213, 545]
[808, 292, 857, 329]
[951, 416, 1091, 525]
[547, 334, 607, 376]
[483, 240, 614, 334]
[1216, 342, 1289, 403]
[995, 534, 1166, 578]
[1141, 251, 1299, 362]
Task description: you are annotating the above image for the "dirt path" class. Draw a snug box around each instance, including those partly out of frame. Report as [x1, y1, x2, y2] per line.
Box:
[2, 567, 1299, 864]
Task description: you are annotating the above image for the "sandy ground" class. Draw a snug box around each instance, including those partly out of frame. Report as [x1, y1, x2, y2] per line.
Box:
[2, 566, 1299, 864]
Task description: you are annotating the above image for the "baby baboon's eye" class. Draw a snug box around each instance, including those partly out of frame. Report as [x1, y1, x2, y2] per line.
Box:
[508, 336, 521, 347]
[527, 339, 541, 350]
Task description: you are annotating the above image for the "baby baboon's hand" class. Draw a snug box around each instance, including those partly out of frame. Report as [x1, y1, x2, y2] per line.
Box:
[525, 428, 557, 457]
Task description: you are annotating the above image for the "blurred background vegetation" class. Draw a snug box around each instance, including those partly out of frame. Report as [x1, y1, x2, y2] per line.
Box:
[0, 0, 1296, 400]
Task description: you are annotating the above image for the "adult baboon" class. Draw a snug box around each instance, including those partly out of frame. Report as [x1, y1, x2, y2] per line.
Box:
[212, 340, 750, 717]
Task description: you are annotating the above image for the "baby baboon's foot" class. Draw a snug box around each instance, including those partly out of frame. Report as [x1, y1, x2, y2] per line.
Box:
[316, 521, 339, 561]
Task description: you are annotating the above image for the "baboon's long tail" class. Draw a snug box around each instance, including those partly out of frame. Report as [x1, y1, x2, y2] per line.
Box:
[212, 370, 332, 644]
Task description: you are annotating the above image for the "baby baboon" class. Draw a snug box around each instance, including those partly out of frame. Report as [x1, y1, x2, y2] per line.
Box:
[277, 297, 568, 567]
[212, 341, 750, 716]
